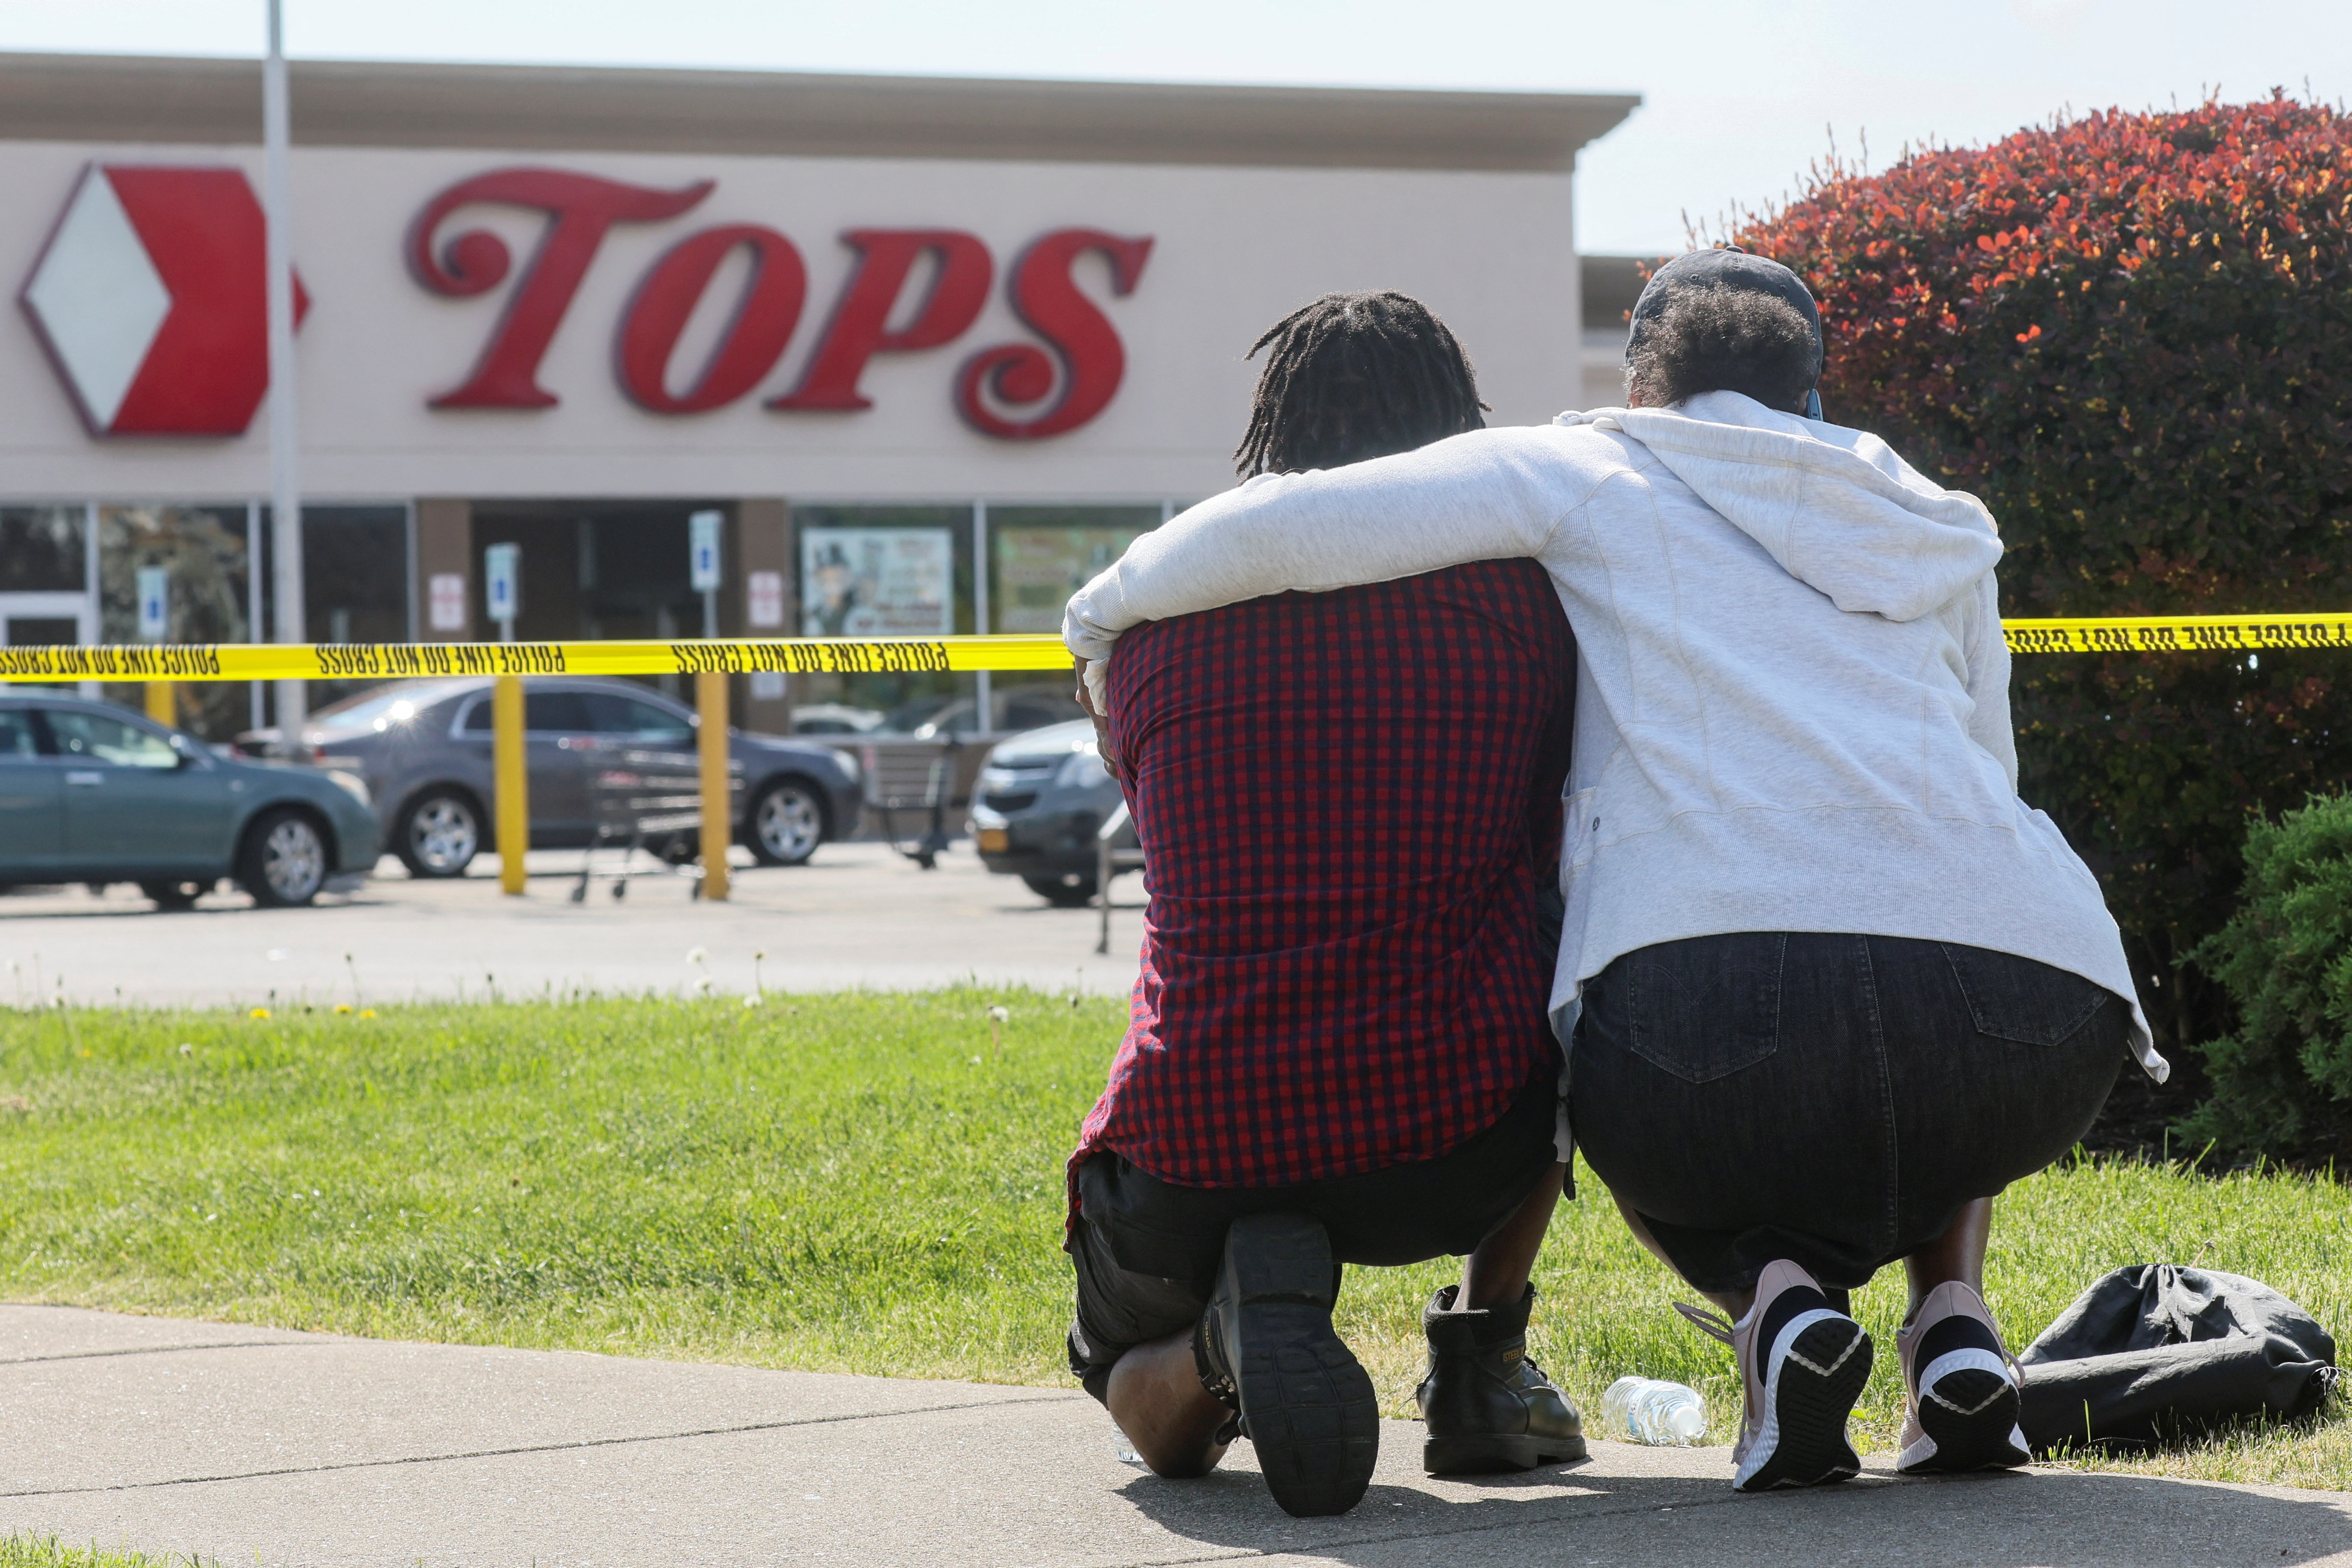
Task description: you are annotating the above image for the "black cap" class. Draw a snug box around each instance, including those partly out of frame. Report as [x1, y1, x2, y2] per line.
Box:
[1624, 245, 1822, 369]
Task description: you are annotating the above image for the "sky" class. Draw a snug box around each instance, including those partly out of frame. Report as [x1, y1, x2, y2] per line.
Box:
[3, 0, 2346, 255]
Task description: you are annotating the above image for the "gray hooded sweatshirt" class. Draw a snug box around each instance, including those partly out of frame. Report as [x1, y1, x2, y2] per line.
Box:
[1065, 391, 2161, 1077]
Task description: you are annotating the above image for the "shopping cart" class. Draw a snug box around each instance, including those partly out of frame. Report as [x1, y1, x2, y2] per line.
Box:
[857, 736, 961, 870]
[572, 745, 713, 902]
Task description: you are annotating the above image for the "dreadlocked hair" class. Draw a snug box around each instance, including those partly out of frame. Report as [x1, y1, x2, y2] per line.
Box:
[1233, 291, 1488, 478]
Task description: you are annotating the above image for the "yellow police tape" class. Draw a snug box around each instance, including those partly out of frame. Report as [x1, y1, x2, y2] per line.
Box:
[2002, 614, 2352, 654]
[0, 635, 1075, 683]
[0, 615, 2348, 684]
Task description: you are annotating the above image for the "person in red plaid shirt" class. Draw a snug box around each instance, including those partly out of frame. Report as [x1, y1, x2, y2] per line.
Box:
[1063, 292, 1580, 1518]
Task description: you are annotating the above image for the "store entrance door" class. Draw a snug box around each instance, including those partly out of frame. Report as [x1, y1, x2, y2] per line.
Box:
[0, 591, 95, 649]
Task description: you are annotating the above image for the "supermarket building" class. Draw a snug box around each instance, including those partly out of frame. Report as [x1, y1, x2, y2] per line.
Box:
[0, 53, 1639, 736]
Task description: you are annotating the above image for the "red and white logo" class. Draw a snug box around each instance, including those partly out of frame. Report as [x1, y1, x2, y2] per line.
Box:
[19, 163, 306, 438]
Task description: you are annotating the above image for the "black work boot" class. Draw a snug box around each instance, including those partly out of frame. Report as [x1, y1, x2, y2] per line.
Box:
[1199, 1213, 1379, 1517]
[1416, 1283, 1588, 1474]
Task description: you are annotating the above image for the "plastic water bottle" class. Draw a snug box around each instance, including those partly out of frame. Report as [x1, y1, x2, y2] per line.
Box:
[1601, 1375, 1708, 1445]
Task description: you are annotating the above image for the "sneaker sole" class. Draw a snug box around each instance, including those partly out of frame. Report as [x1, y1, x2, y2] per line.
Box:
[1735, 1312, 1872, 1492]
[1224, 1214, 1378, 1518]
[1900, 1355, 2030, 1475]
[1423, 1431, 1589, 1474]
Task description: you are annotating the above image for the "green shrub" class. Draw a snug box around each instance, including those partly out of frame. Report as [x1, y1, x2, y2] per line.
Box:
[2185, 792, 2352, 1159]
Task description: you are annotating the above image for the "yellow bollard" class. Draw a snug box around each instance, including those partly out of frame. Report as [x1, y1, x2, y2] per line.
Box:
[144, 681, 175, 727]
[494, 674, 528, 895]
[697, 668, 730, 902]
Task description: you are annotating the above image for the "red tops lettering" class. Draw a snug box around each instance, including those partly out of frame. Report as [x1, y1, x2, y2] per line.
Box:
[407, 166, 1154, 440]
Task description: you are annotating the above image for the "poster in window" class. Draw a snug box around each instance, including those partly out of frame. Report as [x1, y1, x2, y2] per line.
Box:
[800, 528, 953, 637]
[993, 526, 1149, 633]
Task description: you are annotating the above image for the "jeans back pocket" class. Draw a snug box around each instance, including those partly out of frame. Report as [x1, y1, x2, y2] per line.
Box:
[1625, 932, 1785, 1083]
[1937, 943, 2111, 1045]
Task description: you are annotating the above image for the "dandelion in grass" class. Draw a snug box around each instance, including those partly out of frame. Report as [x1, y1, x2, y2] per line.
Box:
[987, 1004, 1011, 1058]
[250, 1007, 271, 1019]
[333, 1003, 353, 1015]
[752, 949, 767, 998]
[358, 1008, 377, 1019]
[177, 1043, 193, 1056]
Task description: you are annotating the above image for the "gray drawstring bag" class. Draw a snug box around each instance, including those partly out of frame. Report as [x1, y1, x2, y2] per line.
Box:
[2017, 1264, 2339, 1454]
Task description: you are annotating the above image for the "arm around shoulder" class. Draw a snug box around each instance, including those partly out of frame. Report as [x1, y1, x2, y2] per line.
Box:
[1063, 425, 1599, 662]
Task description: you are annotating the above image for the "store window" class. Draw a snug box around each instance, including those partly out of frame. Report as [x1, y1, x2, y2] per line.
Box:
[88, 502, 410, 738]
[794, 505, 975, 730]
[0, 506, 84, 594]
[98, 503, 253, 739]
[294, 505, 411, 711]
[301, 506, 410, 646]
[0, 506, 90, 654]
[975, 503, 1159, 734]
[987, 505, 1158, 633]
[467, 499, 733, 700]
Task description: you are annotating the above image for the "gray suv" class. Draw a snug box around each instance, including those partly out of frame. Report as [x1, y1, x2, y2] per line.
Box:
[966, 719, 1131, 906]
[240, 678, 863, 879]
[0, 695, 379, 908]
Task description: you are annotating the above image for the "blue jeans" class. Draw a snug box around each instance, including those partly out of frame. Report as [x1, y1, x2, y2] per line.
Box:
[1570, 933, 2129, 1293]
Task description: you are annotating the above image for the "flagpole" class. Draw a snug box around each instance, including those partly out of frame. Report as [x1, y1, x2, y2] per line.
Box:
[262, 0, 305, 733]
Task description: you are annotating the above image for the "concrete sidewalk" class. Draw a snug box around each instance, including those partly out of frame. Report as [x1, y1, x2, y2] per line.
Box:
[2, 1306, 2345, 1567]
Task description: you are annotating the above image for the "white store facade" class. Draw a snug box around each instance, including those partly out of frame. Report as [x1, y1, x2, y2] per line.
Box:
[0, 54, 1637, 736]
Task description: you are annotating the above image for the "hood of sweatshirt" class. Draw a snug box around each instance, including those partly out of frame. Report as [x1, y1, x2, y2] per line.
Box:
[1559, 390, 2002, 625]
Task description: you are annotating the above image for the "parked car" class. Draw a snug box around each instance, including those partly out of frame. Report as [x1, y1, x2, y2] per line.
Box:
[236, 677, 863, 879]
[883, 686, 1087, 739]
[790, 703, 884, 735]
[0, 694, 378, 909]
[966, 718, 1133, 906]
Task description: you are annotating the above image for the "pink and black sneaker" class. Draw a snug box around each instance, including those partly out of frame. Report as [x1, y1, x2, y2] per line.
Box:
[1681, 1258, 1873, 1492]
[1896, 1281, 2030, 1474]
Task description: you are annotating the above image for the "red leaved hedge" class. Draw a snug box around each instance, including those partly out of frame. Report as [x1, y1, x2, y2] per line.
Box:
[1733, 96, 2352, 1109]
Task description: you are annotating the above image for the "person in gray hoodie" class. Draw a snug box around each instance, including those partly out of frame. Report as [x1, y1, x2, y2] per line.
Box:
[1064, 247, 2164, 1494]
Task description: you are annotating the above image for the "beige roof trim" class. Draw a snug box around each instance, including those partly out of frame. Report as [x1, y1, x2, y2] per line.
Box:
[0, 53, 1637, 173]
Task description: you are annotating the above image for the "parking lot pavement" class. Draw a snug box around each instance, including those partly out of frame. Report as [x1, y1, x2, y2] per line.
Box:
[0, 841, 1146, 1010]
[7, 1305, 2351, 1568]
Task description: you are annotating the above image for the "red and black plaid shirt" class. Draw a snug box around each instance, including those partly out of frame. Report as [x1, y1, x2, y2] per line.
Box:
[1070, 558, 1574, 1203]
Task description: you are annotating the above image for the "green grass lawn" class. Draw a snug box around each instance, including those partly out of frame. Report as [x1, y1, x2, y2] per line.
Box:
[0, 991, 2343, 1490]
[0, 1540, 208, 1568]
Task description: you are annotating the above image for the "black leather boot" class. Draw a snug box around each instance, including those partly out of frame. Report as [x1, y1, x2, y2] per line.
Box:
[1200, 1213, 1379, 1517]
[1416, 1283, 1587, 1474]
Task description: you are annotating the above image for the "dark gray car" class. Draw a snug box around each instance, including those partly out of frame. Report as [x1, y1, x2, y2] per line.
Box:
[0, 695, 379, 909]
[239, 677, 863, 879]
[966, 718, 1132, 906]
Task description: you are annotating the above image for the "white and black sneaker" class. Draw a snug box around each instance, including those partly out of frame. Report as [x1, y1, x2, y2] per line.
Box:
[1896, 1280, 2030, 1474]
[1681, 1257, 1873, 1492]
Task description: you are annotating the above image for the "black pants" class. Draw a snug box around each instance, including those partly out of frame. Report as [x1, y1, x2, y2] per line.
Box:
[1570, 933, 2128, 1294]
[1066, 1064, 1561, 1404]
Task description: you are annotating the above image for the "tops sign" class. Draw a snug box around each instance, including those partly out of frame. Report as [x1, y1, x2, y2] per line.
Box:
[408, 167, 1154, 441]
[19, 161, 1154, 442]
